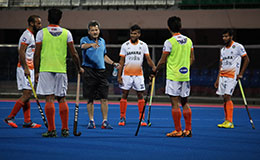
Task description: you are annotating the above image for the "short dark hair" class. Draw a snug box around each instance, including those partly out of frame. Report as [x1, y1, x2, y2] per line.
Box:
[130, 24, 141, 33]
[27, 15, 40, 26]
[223, 29, 233, 37]
[167, 16, 182, 32]
[88, 20, 100, 30]
[48, 8, 62, 25]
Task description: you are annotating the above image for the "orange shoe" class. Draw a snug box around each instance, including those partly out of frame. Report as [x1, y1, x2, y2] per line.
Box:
[4, 117, 18, 128]
[118, 117, 126, 126]
[183, 129, 192, 137]
[141, 119, 147, 126]
[23, 122, 41, 128]
[166, 130, 183, 137]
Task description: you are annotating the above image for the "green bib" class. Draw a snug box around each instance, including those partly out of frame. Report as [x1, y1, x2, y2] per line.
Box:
[166, 35, 192, 81]
[40, 28, 68, 73]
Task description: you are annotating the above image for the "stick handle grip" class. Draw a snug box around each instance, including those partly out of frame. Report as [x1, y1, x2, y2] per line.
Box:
[27, 76, 38, 100]
[76, 73, 80, 105]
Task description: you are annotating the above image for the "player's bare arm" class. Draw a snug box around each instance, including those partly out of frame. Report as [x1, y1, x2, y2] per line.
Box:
[117, 56, 125, 85]
[19, 44, 30, 77]
[34, 42, 42, 82]
[190, 48, 195, 66]
[154, 52, 169, 73]
[68, 42, 84, 74]
[145, 54, 156, 71]
[237, 55, 250, 80]
[104, 55, 120, 68]
[81, 43, 99, 49]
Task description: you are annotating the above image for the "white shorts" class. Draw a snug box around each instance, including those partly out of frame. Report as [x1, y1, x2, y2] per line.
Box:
[16, 67, 34, 90]
[216, 76, 237, 96]
[165, 79, 190, 97]
[36, 72, 68, 97]
[119, 75, 145, 91]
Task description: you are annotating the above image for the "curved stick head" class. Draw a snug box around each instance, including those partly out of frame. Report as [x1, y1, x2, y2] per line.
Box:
[73, 132, 82, 136]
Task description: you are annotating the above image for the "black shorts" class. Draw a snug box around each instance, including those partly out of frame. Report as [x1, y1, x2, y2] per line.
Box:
[82, 67, 109, 100]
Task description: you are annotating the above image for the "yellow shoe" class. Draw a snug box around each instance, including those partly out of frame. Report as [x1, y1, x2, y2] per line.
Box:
[222, 121, 234, 128]
[217, 120, 228, 128]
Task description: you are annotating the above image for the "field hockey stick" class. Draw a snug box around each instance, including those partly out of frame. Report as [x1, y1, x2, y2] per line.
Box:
[135, 78, 153, 136]
[238, 79, 255, 129]
[27, 76, 48, 128]
[147, 77, 156, 127]
[73, 73, 82, 136]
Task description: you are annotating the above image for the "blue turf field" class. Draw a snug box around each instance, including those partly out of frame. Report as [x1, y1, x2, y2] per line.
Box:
[0, 100, 260, 160]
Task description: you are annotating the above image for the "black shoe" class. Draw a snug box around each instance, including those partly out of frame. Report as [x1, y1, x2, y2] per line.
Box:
[42, 130, 57, 138]
[183, 129, 192, 137]
[61, 129, 69, 137]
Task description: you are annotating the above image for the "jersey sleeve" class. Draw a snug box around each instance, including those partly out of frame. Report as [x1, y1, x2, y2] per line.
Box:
[143, 42, 149, 55]
[119, 43, 127, 56]
[36, 30, 43, 44]
[80, 37, 88, 47]
[237, 44, 247, 57]
[20, 32, 31, 45]
[103, 39, 107, 54]
[67, 30, 73, 43]
[220, 48, 224, 61]
[163, 40, 172, 53]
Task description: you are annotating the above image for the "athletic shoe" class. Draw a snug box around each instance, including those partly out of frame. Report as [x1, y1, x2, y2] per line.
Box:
[118, 117, 126, 126]
[61, 129, 69, 137]
[101, 121, 113, 129]
[141, 119, 147, 126]
[217, 120, 228, 128]
[183, 129, 192, 137]
[87, 120, 96, 129]
[166, 130, 183, 137]
[23, 122, 41, 128]
[42, 130, 57, 138]
[4, 117, 18, 128]
[222, 121, 234, 128]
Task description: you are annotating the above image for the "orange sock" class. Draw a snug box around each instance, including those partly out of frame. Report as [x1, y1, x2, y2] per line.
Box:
[120, 98, 127, 118]
[59, 102, 69, 130]
[8, 99, 24, 118]
[45, 102, 55, 131]
[172, 108, 182, 131]
[138, 99, 145, 120]
[23, 101, 31, 123]
[224, 102, 227, 120]
[183, 108, 192, 130]
[226, 100, 234, 123]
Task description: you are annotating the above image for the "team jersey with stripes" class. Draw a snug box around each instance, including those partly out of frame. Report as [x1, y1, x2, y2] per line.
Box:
[120, 40, 149, 76]
[17, 29, 35, 70]
[219, 41, 247, 79]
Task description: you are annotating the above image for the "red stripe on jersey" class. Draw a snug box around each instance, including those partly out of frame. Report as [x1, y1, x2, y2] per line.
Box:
[21, 42, 29, 46]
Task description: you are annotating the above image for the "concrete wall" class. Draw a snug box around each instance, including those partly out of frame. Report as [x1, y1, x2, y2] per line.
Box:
[0, 9, 260, 29]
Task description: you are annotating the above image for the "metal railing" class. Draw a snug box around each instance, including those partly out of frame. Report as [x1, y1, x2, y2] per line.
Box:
[0, 0, 175, 7]
[0, 44, 260, 98]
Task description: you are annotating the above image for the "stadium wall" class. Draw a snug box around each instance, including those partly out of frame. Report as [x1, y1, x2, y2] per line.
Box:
[0, 9, 260, 29]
